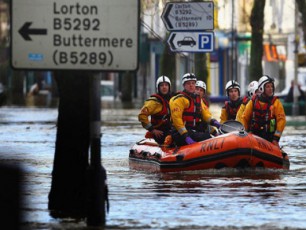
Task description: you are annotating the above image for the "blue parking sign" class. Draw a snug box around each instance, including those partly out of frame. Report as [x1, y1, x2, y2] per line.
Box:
[198, 33, 214, 51]
[167, 32, 214, 53]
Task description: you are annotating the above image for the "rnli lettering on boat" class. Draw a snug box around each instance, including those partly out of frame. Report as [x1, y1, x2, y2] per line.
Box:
[255, 138, 273, 152]
[200, 138, 225, 152]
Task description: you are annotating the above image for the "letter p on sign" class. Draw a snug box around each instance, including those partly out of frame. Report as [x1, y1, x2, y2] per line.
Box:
[198, 33, 214, 52]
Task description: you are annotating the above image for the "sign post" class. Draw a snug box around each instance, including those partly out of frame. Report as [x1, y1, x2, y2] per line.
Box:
[11, 0, 139, 227]
[11, 0, 139, 71]
[87, 73, 107, 227]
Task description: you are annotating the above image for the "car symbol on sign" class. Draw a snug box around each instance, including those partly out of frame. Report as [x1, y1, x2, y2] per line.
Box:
[177, 37, 196, 47]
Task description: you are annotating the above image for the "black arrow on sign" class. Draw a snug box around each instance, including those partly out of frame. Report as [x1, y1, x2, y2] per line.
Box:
[18, 22, 47, 41]
[163, 3, 173, 30]
[169, 33, 176, 51]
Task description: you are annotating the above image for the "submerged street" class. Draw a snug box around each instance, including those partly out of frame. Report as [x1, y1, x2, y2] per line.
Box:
[0, 106, 306, 229]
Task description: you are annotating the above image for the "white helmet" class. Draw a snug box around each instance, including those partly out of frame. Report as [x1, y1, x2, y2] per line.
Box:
[247, 81, 259, 97]
[156, 75, 171, 92]
[182, 73, 197, 85]
[258, 75, 274, 94]
[195, 80, 206, 92]
[225, 80, 240, 96]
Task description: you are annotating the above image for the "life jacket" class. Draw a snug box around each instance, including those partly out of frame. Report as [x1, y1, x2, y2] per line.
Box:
[148, 94, 170, 130]
[179, 91, 202, 128]
[242, 95, 250, 105]
[250, 95, 277, 141]
[202, 97, 210, 107]
[224, 98, 243, 120]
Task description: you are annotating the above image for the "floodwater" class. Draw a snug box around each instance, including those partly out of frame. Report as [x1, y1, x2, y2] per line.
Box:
[0, 105, 306, 229]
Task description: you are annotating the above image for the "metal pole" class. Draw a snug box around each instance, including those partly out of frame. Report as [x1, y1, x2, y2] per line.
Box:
[175, 53, 180, 91]
[87, 73, 107, 227]
[292, 2, 299, 116]
[190, 53, 195, 73]
[231, 0, 235, 80]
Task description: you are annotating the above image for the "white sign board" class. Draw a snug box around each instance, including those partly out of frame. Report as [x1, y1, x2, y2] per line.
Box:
[161, 2, 214, 31]
[167, 32, 214, 52]
[11, 0, 139, 71]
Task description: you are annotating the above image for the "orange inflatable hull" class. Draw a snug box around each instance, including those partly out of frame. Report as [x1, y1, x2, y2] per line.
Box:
[129, 131, 290, 173]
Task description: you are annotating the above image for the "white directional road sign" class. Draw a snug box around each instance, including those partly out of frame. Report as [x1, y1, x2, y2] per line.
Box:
[161, 2, 214, 31]
[167, 32, 214, 52]
[11, 0, 139, 71]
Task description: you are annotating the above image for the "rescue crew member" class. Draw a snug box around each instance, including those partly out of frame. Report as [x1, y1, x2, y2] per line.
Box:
[195, 80, 218, 136]
[138, 75, 172, 144]
[236, 81, 259, 123]
[195, 80, 210, 107]
[169, 73, 221, 146]
[241, 75, 286, 147]
[220, 80, 243, 123]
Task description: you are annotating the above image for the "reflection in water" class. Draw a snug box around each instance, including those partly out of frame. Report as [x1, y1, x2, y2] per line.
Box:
[137, 169, 285, 201]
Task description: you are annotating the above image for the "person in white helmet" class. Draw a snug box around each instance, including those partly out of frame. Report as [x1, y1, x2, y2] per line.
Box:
[169, 73, 221, 146]
[195, 80, 210, 107]
[220, 80, 243, 123]
[138, 75, 173, 144]
[241, 75, 286, 147]
[236, 80, 260, 123]
[195, 80, 219, 136]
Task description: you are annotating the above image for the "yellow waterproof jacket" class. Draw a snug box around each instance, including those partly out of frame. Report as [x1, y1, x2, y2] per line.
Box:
[220, 98, 243, 124]
[169, 93, 212, 135]
[235, 104, 246, 123]
[220, 107, 228, 124]
[241, 97, 286, 140]
[236, 96, 250, 123]
[138, 97, 164, 130]
[220, 106, 239, 123]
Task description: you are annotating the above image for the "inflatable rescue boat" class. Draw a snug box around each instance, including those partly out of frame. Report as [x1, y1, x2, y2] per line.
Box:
[129, 121, 290, 173]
